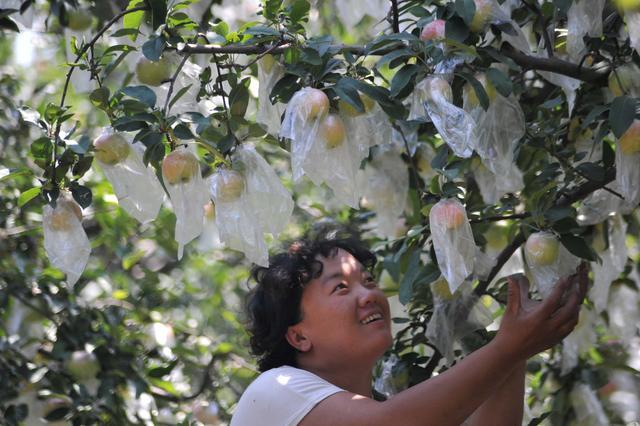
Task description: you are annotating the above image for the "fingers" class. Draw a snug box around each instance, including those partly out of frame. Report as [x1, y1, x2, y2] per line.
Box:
[506, 276, 522, 316]
[539, 276, 573, 318]
[576, 262, 589, 302]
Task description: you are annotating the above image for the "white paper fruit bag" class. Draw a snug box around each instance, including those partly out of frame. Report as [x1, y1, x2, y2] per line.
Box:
[257, 55, 286, 136]
[43, 195, 91, 285]
[524, 231, 580, 298]
[426, 277, 492, 365]
[362, 145, 408, 238]
[566, 0, 605, 62]
[93, 127, 164, 224]
[161, 146, 209, 260]
[422, 77, 477, 158]
[282, 89, 362, 207]
[590, 216, 628, 313]
[209, 144, 293, 266]
[429, 199, 476, 293]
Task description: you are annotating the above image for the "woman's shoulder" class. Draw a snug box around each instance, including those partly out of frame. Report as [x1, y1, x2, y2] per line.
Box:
[230, 366, 344, 426]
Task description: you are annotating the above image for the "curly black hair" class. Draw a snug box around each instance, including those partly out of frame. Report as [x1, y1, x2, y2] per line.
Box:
[245, 233, 376, 372]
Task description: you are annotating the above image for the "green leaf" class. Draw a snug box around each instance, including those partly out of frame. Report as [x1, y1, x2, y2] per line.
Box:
[72, 156, 93, 176]
[122, 86, 157, 108]
[455, 0, 476, 26]
[390, 64, 418, 98]
[609, 96, 636, 138]
[71, 185, 92, 208]
[148, 0, 167, 30]
[0, 167, 33, 183]
[30, 137, 53, 161]
[376, 48, 415, 69]
[457, 71, 490, 110]
[445, 18, 469, 43]
[543, 206, 574, 222]
[288, 0, 310, 24]
[89, 87, 110, 110]
[123, 0, 146, 41]
[334, 79, 365, 113]
[399, 249, 421, 305]
[18, 187, 41, 207]
[486, 68, 513, 98]
[142, 36, 165, 61]
[559, 234, 597, 262]
[168, 84, 192, 110]
[576, 162, 605, 182]
[263, 0, 284, 21]
[0, 16, 19, 32]
[229, 78, 251, 117]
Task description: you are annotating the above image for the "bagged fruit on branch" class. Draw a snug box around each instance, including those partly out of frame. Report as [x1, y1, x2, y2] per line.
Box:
[209, 167, 265, 265]
[428, 199, 476, 293]
[607, 283, 640, 342]
[566, 0, 605, 62]
[361, 145, 408, 238]
[43, 194, 90, 285]
[627, 11, 640, 53]
[577, 189, 620, 225]
[341, 97, 392, 154]
[210, 144, 293, 266]
[561, 309, 598, 375]
[284, 93, 362, 206]
[334, 0, 387, 29]
[149, 57, 202, 115]
[608, 62, 640, 98]
[422, 77, 477, 158]
[524, 231, 580, 299]
[135, 52, 175, 88]
[462, 73, 525, 177]
[569, 383, 610, 426]
[257, 55, 286, 136]
[471, 157, 523, 204]
[413, 141, 438, 183]
[615, 120, 640, 211]
[373, 355, 409, 398]
[465, 0, 511, 33]
[590, 216, 628, 313]
[197, 201, 224, 252]
[425, 277, 493, 365]
[161, 146, 209, 260]
[93, 127, 164, 224]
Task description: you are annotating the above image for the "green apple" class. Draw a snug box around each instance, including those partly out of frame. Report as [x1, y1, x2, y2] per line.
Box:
[215, 170, 245, 202]
[162, 150, 199, 184]
[65, 350, 99, 381]
[304, 88, 329, 120]
[469, 0, 493, 32]
[66, 8, 93, 31]
[320, 114, 346, 149]
[93, 133, 130, 165]
[525, 232, 559, 266]
[136, 56, 171, 87]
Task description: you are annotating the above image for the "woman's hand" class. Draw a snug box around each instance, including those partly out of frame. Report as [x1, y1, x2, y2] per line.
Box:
[495, 263, 589, 361]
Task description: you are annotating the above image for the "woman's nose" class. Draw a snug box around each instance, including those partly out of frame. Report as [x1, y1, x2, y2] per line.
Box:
[357, 283, 379, 307]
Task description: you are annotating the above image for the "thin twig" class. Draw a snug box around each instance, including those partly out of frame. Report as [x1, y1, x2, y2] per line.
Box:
[390, 0, 400, 33]
[163, 53, 191, 116]
[151, 354, 218, 402]
[393, 123, 425, 202]
[469, 213, 530, 224]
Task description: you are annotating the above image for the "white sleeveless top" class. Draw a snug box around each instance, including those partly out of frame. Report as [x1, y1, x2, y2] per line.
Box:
[231, 366, 344, 426]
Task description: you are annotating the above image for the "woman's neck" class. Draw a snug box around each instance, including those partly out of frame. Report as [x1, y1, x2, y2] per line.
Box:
[297, 357, 375, 397]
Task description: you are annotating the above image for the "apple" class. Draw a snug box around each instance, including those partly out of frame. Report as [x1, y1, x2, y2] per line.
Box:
[618, 119, 640, 155]
[430, 199, 466, 230]
[93, 133, 130, 165]
[192, 400, 220, 425]
[65, 350, 99, 381]
[338, 94, 376, 117]
[320, 114, 346, 149]
[303, 88, 329, 121]
[431, 278, 455, 301]
[261, 54, 277, 73]
[608, 63, 640, 96]
[136, 56, 171, 87]
[483, 224, 508, 251]
[162, 150, 200, 185]
[420, 19, 446, 41]
[525, 232, 559, 266]
[464, 73, 497, 108]
[613, 0, 640, 11]
[49, 198, 83, 231]
[215, 170, 245, 202]
[415, 144, 434, 177]
[425, 77, 453, 104]
[469, 0, 493, 32]
[66, 8, 93, 31]
[204, 201, 216, 220]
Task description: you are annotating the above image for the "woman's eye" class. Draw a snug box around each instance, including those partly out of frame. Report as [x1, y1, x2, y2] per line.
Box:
[333, 282, 348, 292]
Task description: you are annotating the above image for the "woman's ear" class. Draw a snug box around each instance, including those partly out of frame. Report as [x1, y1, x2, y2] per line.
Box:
[286, 325, 312, 352]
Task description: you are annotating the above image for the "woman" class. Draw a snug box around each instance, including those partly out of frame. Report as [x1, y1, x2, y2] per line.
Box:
[231, 235, 588, 426]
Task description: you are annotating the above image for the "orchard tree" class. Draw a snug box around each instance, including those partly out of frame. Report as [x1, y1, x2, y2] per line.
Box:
[1, 0, 639, 424]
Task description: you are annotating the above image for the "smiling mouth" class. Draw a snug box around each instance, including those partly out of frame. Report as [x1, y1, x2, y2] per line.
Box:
[360, 313, 383, 325]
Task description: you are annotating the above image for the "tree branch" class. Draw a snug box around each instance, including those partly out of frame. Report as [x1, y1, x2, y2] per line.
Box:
[390, 0, 400, 33]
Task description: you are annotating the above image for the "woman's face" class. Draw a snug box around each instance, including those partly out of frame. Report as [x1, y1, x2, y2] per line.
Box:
[294, 248, 392, 367]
